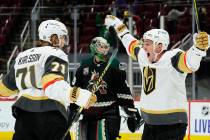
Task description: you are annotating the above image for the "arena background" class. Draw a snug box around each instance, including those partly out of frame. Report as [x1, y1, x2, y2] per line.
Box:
[0, 0, 210, 139]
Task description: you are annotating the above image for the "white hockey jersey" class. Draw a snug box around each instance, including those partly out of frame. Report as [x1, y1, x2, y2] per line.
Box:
[1, 46, 70, 120]
[14, 46, 69, 97]
[120, 32, 205, 125]
[137, 48, 188, 125]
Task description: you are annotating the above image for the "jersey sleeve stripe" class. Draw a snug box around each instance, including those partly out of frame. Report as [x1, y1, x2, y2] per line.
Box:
[0, 80, 18, 96]
[43, 79, 63, 90]
[178, 52, 192, 73]
[42, 74, 64, 90]
[128, 40, 139, 60]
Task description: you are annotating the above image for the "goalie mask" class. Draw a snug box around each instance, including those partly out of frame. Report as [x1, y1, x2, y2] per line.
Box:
[143, 29, 169, 51]
[38, 20, 69, 47]
[90, 37, 110, 62]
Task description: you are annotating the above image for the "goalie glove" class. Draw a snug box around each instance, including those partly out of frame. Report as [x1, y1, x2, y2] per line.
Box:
[193, 32, 210, 51]
[124, 107, 144, 133]
[104, 15, 129, 39]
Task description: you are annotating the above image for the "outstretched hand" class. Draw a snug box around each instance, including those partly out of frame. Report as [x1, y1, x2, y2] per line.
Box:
[104, 15, 129, 39]
[194, 32, 210, 50]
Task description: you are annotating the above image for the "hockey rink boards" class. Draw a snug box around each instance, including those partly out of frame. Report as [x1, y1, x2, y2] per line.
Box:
[0, 98, 210, 140]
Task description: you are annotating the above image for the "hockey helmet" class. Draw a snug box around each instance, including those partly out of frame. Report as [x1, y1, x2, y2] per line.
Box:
[38, 20, 69, 45]
[143, 29, 169, 50]
[90, 37, 110, 62]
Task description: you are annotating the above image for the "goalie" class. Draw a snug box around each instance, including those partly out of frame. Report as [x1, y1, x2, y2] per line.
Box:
[105, 15, 210, 140]
[72, 36, 142, 140]
[0, 19, 96, 140]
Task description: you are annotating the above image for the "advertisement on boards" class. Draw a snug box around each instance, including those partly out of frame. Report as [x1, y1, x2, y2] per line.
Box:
[0, 100, 15, 132]
[190, 101, 210, 136]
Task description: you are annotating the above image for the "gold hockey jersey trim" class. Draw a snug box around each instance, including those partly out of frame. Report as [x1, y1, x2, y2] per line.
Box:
[128, 40, 139, 60]
[0, 80, 18, 96]
[42, 73, 64, 88]
[21, 94, 65, 106]
[141, 108, 187, 114]
[178, 52, 192, 73]
[22, 94, 49, 100]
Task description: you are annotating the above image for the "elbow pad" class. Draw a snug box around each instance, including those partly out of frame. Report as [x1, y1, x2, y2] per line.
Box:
[185, 46, 206, 71]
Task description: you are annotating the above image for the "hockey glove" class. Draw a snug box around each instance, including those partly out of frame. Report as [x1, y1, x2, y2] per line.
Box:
[193, 32, 210, 51]
[104, 15, 129, 39]
[70, 87, 97, 109]
[124, 107, 144, 133]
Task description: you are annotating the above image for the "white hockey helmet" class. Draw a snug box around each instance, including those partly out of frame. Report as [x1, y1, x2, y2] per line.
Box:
[143, 29, 169, 50]
[38, 20, 69, 45]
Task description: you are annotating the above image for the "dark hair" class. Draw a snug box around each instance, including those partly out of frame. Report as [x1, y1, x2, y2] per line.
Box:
[34, 40, 51, 47]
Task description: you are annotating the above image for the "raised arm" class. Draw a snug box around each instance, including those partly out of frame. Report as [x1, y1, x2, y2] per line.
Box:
[172, 32, 209, 73]
[104, 15, 141, 60]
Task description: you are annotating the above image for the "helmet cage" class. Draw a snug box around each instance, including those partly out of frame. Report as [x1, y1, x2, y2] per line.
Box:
[90, 37, 110, 62]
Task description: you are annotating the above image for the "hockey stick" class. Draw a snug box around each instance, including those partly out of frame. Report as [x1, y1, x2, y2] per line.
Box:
[193, 0, 200, 32]
[170, 0, 200, 50]
[61, 26, 118, 140]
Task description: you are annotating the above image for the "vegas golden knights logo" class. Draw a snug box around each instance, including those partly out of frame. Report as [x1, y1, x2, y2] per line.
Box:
[143, 66, 156, 95]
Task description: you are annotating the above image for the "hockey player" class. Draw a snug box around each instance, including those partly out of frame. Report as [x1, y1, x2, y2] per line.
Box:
[72, 36, 142, 140]
[0, 19, 96, 140]
[104, 15, 210, 140]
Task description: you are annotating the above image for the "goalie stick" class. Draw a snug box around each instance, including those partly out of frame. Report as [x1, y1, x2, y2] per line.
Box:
[61, 26, 119, 140]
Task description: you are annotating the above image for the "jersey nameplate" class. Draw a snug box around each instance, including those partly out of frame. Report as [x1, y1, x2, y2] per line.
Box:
[18, 54, 41, 65]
